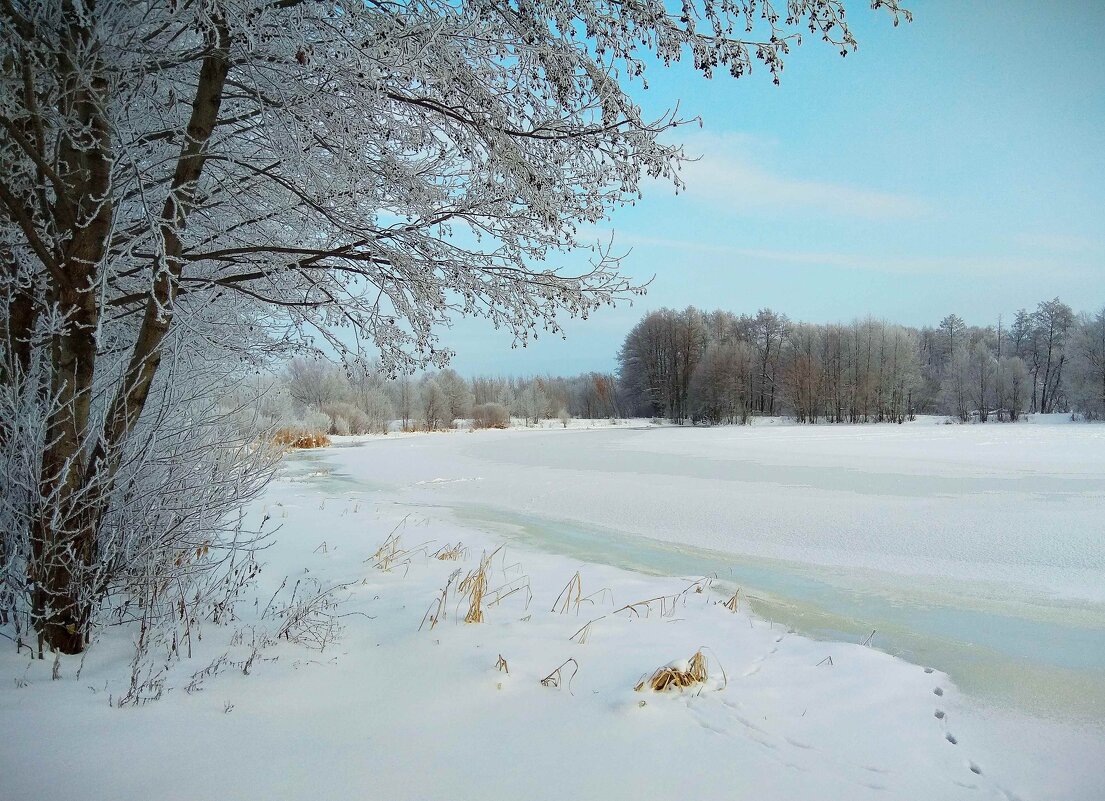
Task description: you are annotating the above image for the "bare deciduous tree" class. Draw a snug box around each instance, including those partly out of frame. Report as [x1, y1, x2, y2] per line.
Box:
[1067, 307, 1105, 420]
[996, 356, 1029, 422]
[969, 339, 996, 422]
[1033, 298, 1075, 414]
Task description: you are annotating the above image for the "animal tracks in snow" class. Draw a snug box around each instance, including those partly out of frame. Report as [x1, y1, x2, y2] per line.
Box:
[926, 674, 986, 785]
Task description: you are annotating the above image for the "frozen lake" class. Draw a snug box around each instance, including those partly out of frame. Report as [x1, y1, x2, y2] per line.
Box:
[317, 419, 1105, 721]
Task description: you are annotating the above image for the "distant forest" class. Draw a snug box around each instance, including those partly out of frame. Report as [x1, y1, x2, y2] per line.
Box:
[231, 298, 1105, 436]
[616, 299, 1105, 424]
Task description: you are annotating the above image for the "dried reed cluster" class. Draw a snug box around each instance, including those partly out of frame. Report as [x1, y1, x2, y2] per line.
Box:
[272, 428, 331, 449]
[433, 542, 467, 561]
[635, 649, 725, 693]
[722, 590, 740, 612]
[459, 549, 498, 623]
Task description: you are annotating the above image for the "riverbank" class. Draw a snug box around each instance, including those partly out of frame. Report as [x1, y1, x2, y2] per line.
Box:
[2, 420, 1101, 799]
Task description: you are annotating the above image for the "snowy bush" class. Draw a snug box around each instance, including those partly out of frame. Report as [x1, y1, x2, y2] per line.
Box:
[472, 403, 510, 429]
[321, 401, 369, 436]
[0, 354, 276, 658]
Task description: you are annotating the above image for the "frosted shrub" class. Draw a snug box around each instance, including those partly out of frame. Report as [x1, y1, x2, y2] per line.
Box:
[300, 408, 331, 433]
[0, 353, 276, 657]
[324, 406, 352, 436]
[321, 401, 371, 435]
[472, 403, 510, 429]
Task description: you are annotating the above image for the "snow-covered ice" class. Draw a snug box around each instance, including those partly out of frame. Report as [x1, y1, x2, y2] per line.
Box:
[2, 418, 1102, 800]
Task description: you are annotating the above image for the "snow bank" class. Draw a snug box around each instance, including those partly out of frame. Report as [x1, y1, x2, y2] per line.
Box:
[2, 422, 1102, 800]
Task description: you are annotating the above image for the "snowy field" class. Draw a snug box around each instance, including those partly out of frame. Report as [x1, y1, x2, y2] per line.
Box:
[2, 417, 1103, 800]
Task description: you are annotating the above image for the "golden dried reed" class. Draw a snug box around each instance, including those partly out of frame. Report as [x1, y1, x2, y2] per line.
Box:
[540, 658, 579, 692]
[722, 589, 741, 612]
[634, 648, 726, 693]
[273, 428, 331, 449]
[433, 542, 467, 561]
[459, 547, 501, 623]
[551, 571, 583, 614]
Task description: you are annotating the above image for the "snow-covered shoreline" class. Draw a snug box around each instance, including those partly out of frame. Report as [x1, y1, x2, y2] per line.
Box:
[2, 421, 1103, 800]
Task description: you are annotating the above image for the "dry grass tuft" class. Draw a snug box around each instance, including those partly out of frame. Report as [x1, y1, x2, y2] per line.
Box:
[486, 574, 533, 610]
[722, 589, 741, 612]
[634, 648, 726, 693]
[540, 657, 579, 693]
[569, 616, 605, 645]
[678, 576, 713, 602]
[371, 529, 404, 572]
[495, 654, 509, 674]
[433, 542, 467, 561]
[273, 428, 331, 449]
[459, 547, 501, 623]
[613, 594, 675, 618]
[551, 571, 583, 613]
[419, 569, 461, 632]
[614, 578, 713, 619]
[369, 517, 431, 575]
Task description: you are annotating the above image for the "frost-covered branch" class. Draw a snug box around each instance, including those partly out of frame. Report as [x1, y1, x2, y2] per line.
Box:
[1, 0, 905, 653]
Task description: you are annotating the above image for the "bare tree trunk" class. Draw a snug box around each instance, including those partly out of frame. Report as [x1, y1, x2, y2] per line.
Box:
[28, 13, 231, 653]
[29, 12, 115, 653]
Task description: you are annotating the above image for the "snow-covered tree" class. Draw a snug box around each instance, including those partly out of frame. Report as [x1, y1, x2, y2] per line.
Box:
[690, 339, 755, 424]
[1067, 307, 1105, 420]
[1, 0, 909, 653]
[783, 323, 823, 423]
[618, 307, 708, 421]
[419, 378, 449, 431]
[359, 388, 396, 435]
[436, 369, 475, 424]
[285, 358, 351, 413]
[1031, 298, 1075, 413]
[940, 346, 972, 421]
[388, 375, 418, 431]
[515, 383, 550, 426]
[996, 356, 1029, 421]
[968, 339, 996, 422]
[753, 308, 789, 415]
[938, 314, 967, 364]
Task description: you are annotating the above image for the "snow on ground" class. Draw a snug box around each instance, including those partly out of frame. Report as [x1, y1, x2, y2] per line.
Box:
[2, 418, 1103, 800]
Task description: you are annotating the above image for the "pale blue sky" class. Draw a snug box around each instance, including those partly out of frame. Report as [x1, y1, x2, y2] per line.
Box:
[445, 1, 1105, 376]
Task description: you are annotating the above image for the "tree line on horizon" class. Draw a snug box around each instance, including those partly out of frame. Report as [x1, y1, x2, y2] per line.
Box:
[229, 297, 1104, 439]
[225, 361, 623, 437]
[617, 299, 1105, 424]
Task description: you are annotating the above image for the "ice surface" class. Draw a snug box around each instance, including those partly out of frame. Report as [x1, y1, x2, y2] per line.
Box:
[322, 421, 1105, 696]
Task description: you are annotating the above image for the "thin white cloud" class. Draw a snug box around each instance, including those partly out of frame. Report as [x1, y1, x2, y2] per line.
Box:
[575, 225, 1093, 280]
[1013, 231, 1103, 255]
[666, 132, 928, 220]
